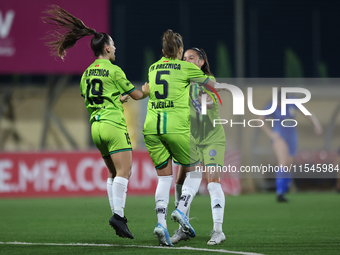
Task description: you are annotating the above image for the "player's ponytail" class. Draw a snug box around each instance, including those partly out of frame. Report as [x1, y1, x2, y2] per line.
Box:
[162, 29, 183, 59]
[42, 5, 109, 59]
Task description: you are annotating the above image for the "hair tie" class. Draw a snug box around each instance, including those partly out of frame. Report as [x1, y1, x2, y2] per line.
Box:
[191, 47, 204, 59]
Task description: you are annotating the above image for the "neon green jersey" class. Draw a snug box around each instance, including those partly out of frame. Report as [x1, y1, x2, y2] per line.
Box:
[190, 77, 226, 146]
[80, 59, 136, 127]
[143, 57, 209, 135]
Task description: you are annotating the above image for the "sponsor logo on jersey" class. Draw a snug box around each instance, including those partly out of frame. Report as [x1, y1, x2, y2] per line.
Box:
[95, 65, 100, 67]
[209, 149, 217, 157]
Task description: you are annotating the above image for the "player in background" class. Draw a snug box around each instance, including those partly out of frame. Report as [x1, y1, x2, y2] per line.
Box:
[42, 5, 149, 239]
[170, 48, 226, 246]
[143, 30, 230, 246]
[259, 90, 322, 202]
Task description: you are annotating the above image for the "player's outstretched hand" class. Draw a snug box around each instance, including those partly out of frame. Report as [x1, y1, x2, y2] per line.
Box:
[142, 82, 150, 96]
[120, 94, 130, 104]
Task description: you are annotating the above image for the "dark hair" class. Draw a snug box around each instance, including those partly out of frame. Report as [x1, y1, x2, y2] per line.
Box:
[41, 5, 110, 59]
[191, 47, 214, 77]
[162, 29, 183, 59]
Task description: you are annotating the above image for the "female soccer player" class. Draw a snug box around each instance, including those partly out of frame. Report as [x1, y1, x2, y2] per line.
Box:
[42, 5, 149, 239]
[260, 90, 322, 202]
[143, 29, 230, 246]
[170, 48, 226, 246]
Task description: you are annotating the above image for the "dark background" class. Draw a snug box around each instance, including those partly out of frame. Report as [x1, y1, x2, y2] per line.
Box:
[110, 0, 340, 81]
[1, 0, 339, 83]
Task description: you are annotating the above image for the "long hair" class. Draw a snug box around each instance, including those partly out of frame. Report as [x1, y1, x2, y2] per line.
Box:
[162, 29, 183, 59]
[41, 5, 110, 59]
[191, 47, 214, 77]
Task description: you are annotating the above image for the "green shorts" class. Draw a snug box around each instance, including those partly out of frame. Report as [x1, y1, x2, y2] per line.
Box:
[197, 143, 225, 167]
[144, 133, 200, 169]
[91, 121, 132, 158]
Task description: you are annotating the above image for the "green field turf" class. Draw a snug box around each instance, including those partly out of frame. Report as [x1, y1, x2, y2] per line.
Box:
[0, 192, 339, 255]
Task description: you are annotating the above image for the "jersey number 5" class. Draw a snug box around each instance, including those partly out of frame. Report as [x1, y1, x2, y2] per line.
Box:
[86, 79, 104, 105]
[155, 71, 170, 99]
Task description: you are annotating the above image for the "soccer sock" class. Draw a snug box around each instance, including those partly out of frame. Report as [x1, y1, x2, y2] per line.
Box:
[155, 175, 173, 228]
[208, 182, 225, 232]
[112, 176, 128, 218]
[107, 178, 114, 214]
[184, 172, 191, 219]
[186, 204, 191, 218]
[276, 167, 285, 195]
[177, 171, 202, 215]
[283, 173, 292, 194]
[174, 184, 182, 208]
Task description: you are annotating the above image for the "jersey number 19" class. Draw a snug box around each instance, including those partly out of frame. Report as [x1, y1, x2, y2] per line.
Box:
[86, 78, 104, 105]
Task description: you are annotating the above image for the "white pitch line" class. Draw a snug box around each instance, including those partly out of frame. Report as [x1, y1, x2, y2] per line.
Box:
[0, 241, 265, 255]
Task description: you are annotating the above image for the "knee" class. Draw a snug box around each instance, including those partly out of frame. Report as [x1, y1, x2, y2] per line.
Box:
[123, 169, 132, 180]
[126, 169, 132, 179]
[115, 168, 131, 180]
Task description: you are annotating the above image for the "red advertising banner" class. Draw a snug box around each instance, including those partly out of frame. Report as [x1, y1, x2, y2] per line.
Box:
[0, 0, 108, 74]
[0, 150, 160, 198]
[0, 150, 241, 198]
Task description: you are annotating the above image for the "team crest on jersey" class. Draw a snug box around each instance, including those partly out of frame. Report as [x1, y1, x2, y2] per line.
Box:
[209, 149, 217, 157]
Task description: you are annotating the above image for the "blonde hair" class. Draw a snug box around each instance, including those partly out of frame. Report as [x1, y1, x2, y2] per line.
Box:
[162, 29, 183, 59]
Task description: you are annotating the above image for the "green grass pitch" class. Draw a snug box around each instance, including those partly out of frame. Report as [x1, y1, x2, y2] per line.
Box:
[0, 192, 339, 254]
